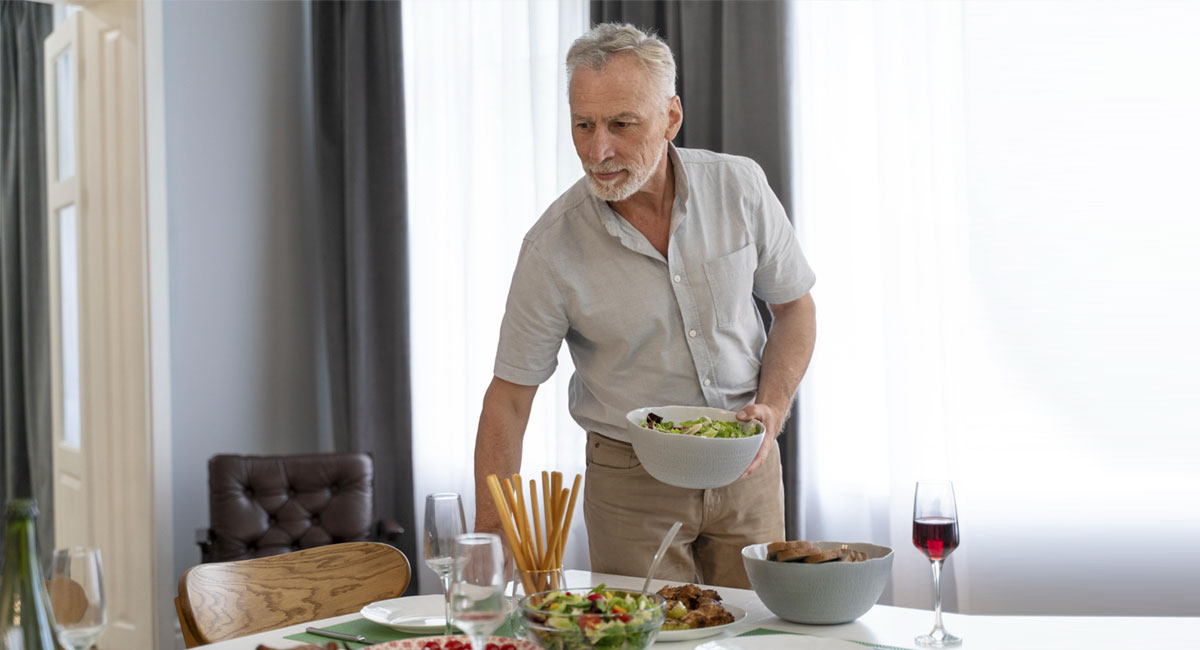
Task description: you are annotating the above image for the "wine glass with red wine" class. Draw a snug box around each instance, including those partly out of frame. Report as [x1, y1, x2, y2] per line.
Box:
[912, 481, 961, 647]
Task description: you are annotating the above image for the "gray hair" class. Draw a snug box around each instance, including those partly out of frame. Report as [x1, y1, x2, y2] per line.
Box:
[566, 23, 677, 101]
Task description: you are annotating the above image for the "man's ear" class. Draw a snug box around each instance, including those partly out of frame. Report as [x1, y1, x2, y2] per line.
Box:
[665, 96, 683, 141]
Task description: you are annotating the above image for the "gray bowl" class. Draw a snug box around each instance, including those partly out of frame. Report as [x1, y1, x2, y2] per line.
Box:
[742, 541, 893, 625]
[624, 406, 765, 489]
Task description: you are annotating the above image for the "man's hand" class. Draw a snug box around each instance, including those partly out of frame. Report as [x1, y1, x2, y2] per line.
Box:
[736, 402, 784, 478]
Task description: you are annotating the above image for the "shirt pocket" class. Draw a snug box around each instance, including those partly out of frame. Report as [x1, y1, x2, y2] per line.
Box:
[703, 244, 757, 328]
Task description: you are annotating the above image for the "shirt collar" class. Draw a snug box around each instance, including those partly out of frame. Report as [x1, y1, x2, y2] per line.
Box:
[667, 141, 690, 211]
[593, 141, 689, 240]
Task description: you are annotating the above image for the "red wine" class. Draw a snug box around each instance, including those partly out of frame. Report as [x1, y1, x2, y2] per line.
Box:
[912, 517, 959, 560]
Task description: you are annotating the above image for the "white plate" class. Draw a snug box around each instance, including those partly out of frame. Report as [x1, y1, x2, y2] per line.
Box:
[656, 603, 748, 642]
[361, 593, 448, 633]
[695, 634, 866, 650]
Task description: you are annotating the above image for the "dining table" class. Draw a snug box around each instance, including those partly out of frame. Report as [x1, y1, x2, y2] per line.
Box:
[203, 569, 1199, 650]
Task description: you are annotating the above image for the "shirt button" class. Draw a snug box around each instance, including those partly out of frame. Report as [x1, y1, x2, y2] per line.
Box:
[673, 274, 681, 283]
[703, 378, 712, 386]
[688, 329, 697, 338]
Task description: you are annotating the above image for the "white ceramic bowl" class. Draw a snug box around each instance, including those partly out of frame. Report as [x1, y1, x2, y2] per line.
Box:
[742, 541, 894, 625]
[624, 405, 764, 489]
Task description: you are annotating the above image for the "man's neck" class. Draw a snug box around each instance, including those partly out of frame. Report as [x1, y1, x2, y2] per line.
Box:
[610, 145, 675, 224]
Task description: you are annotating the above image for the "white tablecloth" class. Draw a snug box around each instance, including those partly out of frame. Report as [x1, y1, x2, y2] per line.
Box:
[202, 569, 1198, 650]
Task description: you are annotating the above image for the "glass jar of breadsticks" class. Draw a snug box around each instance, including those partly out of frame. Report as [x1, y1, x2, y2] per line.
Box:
[485, 470, 581, 597]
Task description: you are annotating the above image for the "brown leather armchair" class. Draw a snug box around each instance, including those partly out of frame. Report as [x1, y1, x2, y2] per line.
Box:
[196, 452, 405, 563]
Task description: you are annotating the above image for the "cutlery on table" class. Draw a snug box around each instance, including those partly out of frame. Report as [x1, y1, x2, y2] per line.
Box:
[304, 626, 386, 646]
[254, 643, 339, 650]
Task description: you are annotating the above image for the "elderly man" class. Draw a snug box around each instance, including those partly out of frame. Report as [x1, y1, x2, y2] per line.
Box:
[473, 23, 816, 588]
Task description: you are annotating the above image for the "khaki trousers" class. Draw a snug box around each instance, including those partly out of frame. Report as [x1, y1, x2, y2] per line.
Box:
[582, 431, 784, 589]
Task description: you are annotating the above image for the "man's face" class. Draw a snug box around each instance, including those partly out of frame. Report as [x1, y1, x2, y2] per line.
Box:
[569, 54, 681, 202]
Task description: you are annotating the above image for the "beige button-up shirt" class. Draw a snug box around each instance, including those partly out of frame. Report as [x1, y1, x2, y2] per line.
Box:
[494, 145, 815, 443]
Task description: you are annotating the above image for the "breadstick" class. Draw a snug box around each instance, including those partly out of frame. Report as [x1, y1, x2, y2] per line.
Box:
[488, 474, 536, 594]
[486, 476, 529, 569]
[541, 470, 552, 561]
[558, 475, 582, 567]
[512, 474, 537, 569]
[541, 488, 567, 569]
[530, 479, 545, 567]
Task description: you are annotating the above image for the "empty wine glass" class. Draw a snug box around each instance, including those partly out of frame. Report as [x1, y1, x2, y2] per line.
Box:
[449, 533, 506, 650]
[48, 547, 106, 650]
[425, 493, 467, 635]
[912, 481, 961, 647]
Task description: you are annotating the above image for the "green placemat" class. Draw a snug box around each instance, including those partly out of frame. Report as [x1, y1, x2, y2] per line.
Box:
[738, 627, 912, 650]
[285, 617, 521, 649]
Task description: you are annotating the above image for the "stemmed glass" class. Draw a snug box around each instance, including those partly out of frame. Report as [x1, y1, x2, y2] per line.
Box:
[449, 533, 506, 650]
[47, 547, 106, 650]
[912, 481, 962, 647]
[425, 493, 467, 635]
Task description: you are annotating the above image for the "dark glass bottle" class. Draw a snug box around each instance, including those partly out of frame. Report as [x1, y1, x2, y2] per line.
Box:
[0, 499, 58, 649]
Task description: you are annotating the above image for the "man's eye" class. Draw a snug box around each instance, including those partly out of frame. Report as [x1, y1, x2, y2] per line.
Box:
[575, 123, 592, 130]
[614, 122, 632, 128]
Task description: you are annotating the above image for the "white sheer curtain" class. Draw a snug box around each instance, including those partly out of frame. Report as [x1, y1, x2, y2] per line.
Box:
[403, 0, 589, 594]
[791, 0, 1200, 615]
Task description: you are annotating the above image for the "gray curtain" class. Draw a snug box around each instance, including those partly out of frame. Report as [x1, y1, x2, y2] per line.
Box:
[0, 0, 54, 559]
[591, 0, 803, 539]
[308, 0, 416, 586]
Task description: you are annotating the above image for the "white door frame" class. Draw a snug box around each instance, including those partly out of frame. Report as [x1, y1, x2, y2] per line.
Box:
[139, 1, 178, 648]
[44, 1, 175, 648]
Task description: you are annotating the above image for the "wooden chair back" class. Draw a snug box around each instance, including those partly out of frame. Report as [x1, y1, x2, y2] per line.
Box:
[176, 541, 411, 646]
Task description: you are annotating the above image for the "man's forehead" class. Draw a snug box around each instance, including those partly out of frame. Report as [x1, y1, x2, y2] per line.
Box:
[570, 109, 644, 122]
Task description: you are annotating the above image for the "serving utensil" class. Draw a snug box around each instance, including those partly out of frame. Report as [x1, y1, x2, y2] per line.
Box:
[641, 521, 683, 594]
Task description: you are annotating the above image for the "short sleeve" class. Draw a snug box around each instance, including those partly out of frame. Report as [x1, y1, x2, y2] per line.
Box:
[493, 240, 570, 385]
[750, 164, 816, 304]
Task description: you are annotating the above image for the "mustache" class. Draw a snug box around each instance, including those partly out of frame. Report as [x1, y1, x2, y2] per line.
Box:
[588, 163, 625, 175]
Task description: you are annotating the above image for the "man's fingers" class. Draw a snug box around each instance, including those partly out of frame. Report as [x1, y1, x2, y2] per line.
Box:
[738, 403, 779, 435]
[739, 445, 771, 479]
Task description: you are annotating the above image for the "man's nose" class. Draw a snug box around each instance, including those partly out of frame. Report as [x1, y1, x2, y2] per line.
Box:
[587, 129, 614, 164]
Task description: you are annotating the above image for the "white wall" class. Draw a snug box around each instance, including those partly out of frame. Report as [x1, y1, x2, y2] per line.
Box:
[163, 0, 319, 583]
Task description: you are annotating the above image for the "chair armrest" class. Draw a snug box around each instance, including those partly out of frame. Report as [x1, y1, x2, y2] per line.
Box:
[195, 527, 214, 563]
[374, 519, 405, 545]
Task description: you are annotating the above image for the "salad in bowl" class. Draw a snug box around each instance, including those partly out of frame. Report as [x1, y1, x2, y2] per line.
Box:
[623, 405, 765, 489]
[518, 585, 665, 650]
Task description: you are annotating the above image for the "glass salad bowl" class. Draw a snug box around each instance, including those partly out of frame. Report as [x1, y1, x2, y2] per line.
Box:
[518, 586, 665, 650]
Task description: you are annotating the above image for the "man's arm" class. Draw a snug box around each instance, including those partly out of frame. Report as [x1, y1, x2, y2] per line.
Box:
[473, 376, 540, 535]
[737, 292, 817, 477]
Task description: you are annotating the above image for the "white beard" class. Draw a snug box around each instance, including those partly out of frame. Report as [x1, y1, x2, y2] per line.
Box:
[585, 143, 666, 202]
